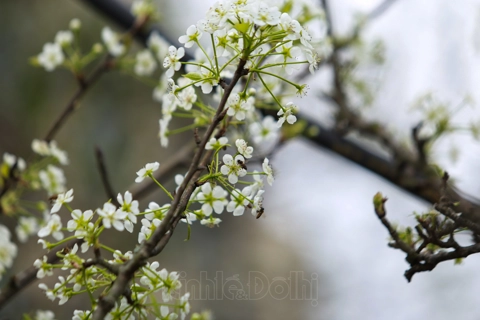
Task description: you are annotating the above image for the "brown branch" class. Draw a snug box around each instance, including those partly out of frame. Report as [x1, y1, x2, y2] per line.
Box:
[44, 58, 112, 142]
[92, 59, 249, 320]
[95, 146, 117, 205]
[374, 178, 480, 282]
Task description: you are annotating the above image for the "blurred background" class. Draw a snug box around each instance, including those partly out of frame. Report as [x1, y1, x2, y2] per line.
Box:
[2, 0, 480, 319]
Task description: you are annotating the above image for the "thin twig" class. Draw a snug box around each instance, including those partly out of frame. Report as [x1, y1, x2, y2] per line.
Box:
[44, 58, 112, 142]
[95, 146, 118, 204]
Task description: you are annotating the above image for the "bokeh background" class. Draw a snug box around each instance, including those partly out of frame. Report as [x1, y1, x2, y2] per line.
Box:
[2, 0, 480, 319]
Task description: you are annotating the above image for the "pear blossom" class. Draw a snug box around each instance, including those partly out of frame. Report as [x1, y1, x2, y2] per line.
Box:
[226, 188, 251, 216]
[195, 183, 228, 215]
[249, 115, 279, 144]
[226, 93, 253, 120]
[38, 214, 64, 241]
[39, 165, 66, 195]
[179, 292, 191, 320]
[163, 46, 185, 78]
[176, 78, 197, 110]
[214, 29, 231, 56]
[55, 30, 74, 46]
[250, 1, 281, 26]
[236, 139, 253, 159]
[200, 217, 221, 228]
[134, 49, 157, 76]
[72, 310, 89, 320]
[117, 191, 139, 233]
[205, 137, 228, 150]
[131, 0, 155, 17]
[49, 140, 69, 165]
[193, 67, 218, 94]
[220, 154, 247, 184]
[101, 27, 125, 57]
[277, 102, 298, 127]
[179, 25, 202, 48]
[69, 18, 81, 30]
[262, 158, 274, 186]
[50, 189, 74, 213]
[2, 153, 26, 171]
[34, 255, 53, 279]
[305, 49, 321, 74]
[67, 209, 94, 246]
[243, 171, 264, 197]
[32, 139, 50, 156]
[145, 202, 169, 221]
[38, 43, 64, 72]
[16, 216, 38, 243]
[138, 218, 162, 243]
[135, 162, 160, 183]
[275, 41, 302, 74]
[0, 225, 17, 275]
[251, 189, 265, 217]
[34, 310, 56, 320]
[159, 118, 170, 147]
[97, 202, 126, 231]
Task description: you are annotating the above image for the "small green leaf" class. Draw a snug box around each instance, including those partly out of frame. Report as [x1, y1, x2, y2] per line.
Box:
[233, 23, 250, 34]
[184, 72, 202, 81]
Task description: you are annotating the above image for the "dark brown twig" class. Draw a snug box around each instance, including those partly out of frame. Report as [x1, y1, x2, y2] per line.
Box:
[44, 58, 112, 142]
[95, 146, 117, 205]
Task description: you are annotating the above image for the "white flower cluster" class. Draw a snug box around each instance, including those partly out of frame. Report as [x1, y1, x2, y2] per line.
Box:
[151, 0, 328, 157]
[36, 19, 78, 71]
[2, 152, 26, 171]
[0, 225, 17, 281]
[32, 139, 69, 196]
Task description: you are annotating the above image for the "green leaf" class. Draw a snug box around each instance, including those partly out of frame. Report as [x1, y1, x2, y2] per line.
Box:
[183, 72, 202, 81]
[233, 23, 250, 34]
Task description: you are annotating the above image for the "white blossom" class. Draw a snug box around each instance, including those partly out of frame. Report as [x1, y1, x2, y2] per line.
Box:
[163, 46, 185, 78]
[101, 27, 125, 57]
[69, 18, 81, 30]
[205, 137, 228, 150]
[226, 188, 251, 216]
[97, 202, 126, 231]
[179, 25, 202, 48]
[262, 158, 274, 185]
[16, 216, 38, 243]
[249, 115, 279, 145]
[195, 183, 228, 216]
[51, 189, 74, 213]
[200, 217, 222, 227]
[38, 214, 64, 241]
[34, 310, 56, 320]
[135, 49, 157, 76]
[39, 165, 66, 196]
[38, 43, 64, 72]
[55, 30, 74, 46]
[220, 154, 247, 184]
[226, 93, 253, 121]
[2, 153, 26, 171]
[236, 139, 253, 159]
[277, 102, 298, 127]
[117, 191, 139, 233]
[135, 162, 160, 183]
